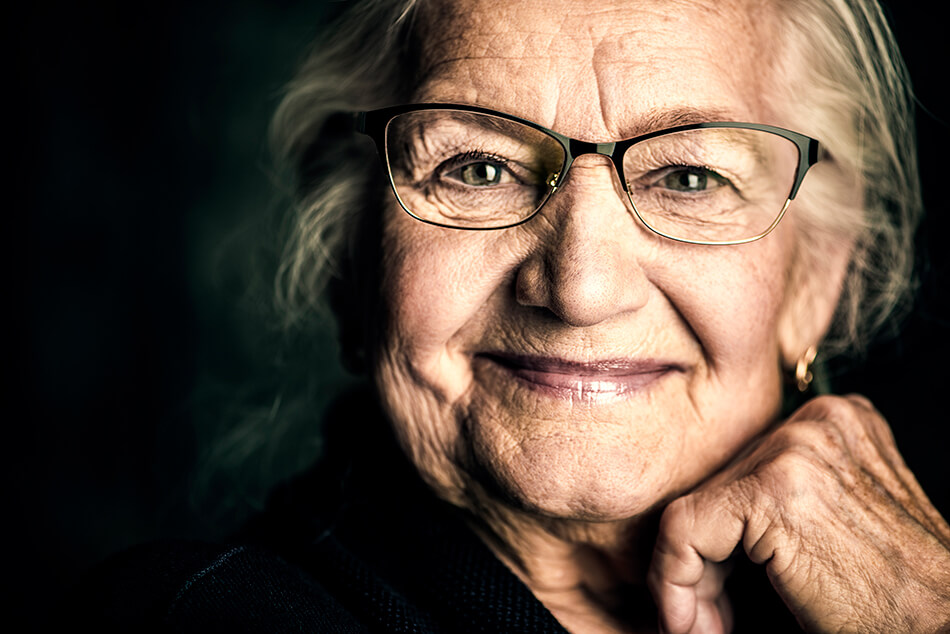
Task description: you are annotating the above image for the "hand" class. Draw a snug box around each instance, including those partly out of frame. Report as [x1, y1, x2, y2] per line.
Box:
[648, 395, 950, 633]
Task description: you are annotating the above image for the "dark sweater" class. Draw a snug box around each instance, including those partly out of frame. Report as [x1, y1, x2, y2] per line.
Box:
[69, 389, 801, 632]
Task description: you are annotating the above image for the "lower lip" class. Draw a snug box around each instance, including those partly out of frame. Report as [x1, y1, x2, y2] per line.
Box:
[480, 355, 676, 401]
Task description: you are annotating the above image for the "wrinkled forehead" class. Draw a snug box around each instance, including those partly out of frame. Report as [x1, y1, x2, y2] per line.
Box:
[410, 0, 785, 140]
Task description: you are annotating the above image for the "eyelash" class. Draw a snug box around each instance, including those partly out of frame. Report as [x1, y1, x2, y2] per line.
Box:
[439, 150, 510, 173]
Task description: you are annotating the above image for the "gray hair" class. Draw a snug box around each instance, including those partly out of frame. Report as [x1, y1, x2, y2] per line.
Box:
[271, 0, 921, 362]
[271, 0, 420, 345]
[771, 0, 921, 356]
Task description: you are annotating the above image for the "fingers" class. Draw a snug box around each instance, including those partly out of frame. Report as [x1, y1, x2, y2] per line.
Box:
[650, 495, 745, 633]
[652, 394, 950, 631]
[693, 563, 732, 634]
[691, 597, 728, 634]
[652, 574, 697, 634]
[650, 560, 732, 634]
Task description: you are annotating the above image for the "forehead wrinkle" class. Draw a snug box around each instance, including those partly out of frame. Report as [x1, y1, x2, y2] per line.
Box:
[546, 6, 661, 140]
[415, 1, 584, 78]
[414, 0, 786, 137]
[414, 0, 601, 117]
[585, 0, 783, 137]
[414, 31, 589, 112]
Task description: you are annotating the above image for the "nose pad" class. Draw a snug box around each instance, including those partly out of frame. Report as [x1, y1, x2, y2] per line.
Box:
[515, 157, 651, 327]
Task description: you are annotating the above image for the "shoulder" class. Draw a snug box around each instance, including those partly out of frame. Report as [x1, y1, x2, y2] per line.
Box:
[65, 539, 367, 633]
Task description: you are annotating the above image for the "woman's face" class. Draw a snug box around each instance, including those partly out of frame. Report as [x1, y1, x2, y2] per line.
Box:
[372, 0, 840, 520]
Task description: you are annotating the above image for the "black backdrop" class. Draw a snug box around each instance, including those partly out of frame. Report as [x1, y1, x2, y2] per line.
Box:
[14, 1, 949, 628]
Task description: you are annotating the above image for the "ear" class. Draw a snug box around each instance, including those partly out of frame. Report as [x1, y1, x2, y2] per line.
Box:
[777, 231, 854, 369]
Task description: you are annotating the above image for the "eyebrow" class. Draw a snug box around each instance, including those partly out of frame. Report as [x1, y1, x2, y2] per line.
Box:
[473, 104, 752, 140]
[405, 104, 757, 145]
[633, 106, 747, 136]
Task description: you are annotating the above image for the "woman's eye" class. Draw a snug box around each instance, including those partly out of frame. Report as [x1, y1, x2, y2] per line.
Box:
[460, 162, 502, 186]
[442, 157, 515, 187]
[657, 167, 728, 192]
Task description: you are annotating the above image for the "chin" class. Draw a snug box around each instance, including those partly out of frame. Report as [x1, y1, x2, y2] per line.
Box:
[460, 429, 687, 523]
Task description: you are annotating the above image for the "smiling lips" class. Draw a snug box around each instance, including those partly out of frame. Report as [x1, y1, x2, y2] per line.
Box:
[481, 353, 679, 400]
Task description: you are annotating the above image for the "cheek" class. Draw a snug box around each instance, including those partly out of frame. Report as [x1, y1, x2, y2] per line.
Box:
[372, 209, 524, 501]
[659, 231, 795, 457]
[664, 235, 792, 376]
[379, 213, 512, 356]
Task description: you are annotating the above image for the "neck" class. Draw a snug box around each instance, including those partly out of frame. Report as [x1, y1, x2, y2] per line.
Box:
[463, 489, 661, 633]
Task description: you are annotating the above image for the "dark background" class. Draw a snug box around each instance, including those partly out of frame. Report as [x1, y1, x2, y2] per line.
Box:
[13, 1, 948, 628]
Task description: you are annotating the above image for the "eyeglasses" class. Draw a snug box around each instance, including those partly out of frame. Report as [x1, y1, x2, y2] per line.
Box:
[357, 104, 820, 245]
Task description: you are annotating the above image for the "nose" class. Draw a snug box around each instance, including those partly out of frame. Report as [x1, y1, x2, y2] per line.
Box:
[515, 157, 651, 327]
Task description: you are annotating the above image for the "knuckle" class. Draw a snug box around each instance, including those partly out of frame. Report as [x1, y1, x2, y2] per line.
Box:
[789, 394, 892, 458]
[772, 419, 846, 459]
[660, 496, 694, 534]
[794, 394, 860, 425]
[844, 393, 875, 410]
[768, 448, 822, 487]
[754, 446, 832, 507]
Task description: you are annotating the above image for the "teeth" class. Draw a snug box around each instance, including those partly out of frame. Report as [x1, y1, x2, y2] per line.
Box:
[579, 380, 631, 398]
[476, 353, 675, 403]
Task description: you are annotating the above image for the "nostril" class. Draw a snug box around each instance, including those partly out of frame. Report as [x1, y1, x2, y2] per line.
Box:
[515, 257, 550, 309]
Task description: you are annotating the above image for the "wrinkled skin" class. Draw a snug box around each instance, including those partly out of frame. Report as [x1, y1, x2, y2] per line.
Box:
[368, 0, 950, 631]
[649, 395, 950, 633]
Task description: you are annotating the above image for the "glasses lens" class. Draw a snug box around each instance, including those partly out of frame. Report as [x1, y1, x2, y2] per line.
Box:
[623, 127, 800, 243]
[384, 110, 566, 229]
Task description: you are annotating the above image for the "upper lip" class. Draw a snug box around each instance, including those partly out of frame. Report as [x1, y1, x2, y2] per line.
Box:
[479, 352, 682, 375]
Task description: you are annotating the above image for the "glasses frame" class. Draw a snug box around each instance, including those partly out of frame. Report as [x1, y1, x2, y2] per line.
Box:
[357, 103, 820, 245]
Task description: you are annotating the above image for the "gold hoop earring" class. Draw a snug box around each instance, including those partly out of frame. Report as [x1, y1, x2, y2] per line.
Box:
[795, 345, 818, 392]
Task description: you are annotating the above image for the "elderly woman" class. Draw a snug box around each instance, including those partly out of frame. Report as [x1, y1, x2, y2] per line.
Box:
[80, 0, 949, 631]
